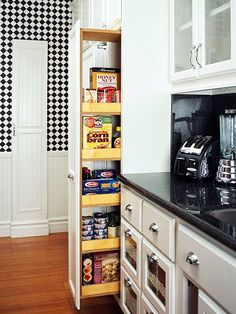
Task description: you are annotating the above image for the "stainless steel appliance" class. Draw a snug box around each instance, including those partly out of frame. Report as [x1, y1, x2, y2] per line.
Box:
[174, 135, 219, 180]
[216, 109, 236, 184]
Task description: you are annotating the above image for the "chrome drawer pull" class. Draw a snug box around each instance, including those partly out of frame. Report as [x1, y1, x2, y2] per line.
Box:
[149, 223, 159, 233]
[125, 278, 132, 288]
[125, 204, 132, 212]
[149, 253, 158, 264]
[125, 229, 132, 237]
[186, 252, 199, 265]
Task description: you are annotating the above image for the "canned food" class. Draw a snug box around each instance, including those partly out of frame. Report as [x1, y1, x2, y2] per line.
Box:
[94, 222, 107, 229]
[94, 228, 108, 236]
[94, 234, 108, 240]
[82, 230, 94, 237]
[82, 224, 94, 231]
[82, 235, 93, 241]
[94, 217, 108, 224]
[82, 216, 94, 225]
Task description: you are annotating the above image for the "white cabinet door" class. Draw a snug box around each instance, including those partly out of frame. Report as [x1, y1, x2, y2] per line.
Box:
[68, 20, 81, 310]
[198, 0, 236, 77]
[141, 294, 159, 314]
[121, 266, 141, 314]
[198, 290, 226, 314]
[142, 239, 175, 314]
[121, 218, 143, 286]
[170, 0, 198, 81]
[105, 0, 121, 29]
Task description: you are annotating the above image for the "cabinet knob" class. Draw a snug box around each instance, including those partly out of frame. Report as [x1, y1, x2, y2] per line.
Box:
[149, 253, 158, 264]
[125, 229, 132, 238]
[68, 174, 75, 180]
[149, 223, 159, 233]
[125, 204, 132, 212]
[125, 278, 132, 288]
[186, 252, 199, 265]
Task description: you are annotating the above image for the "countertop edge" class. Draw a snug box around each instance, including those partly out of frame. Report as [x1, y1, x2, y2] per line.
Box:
[119, 174, 236, 252]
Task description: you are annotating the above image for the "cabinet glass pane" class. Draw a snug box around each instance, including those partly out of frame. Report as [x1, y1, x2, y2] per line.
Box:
[174, 0, 193, 72]
[124, 281, 137, 314]
[147, 254, 166, 306]
[125, 236, 137, 270]
[205, 0, 231, 65]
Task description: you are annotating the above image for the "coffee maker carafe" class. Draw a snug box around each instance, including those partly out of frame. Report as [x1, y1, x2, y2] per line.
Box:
[216, 109, 236, 184]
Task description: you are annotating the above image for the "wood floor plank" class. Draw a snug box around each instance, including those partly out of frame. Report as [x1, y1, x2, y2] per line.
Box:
[0, 233, 123, 314]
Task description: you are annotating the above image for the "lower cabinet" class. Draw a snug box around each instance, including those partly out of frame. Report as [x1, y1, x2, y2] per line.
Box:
[142, 239, 175, 314]
[121, 266, 141, 314]
[141, 294, 159, 314]
[198, 290, 226, 314]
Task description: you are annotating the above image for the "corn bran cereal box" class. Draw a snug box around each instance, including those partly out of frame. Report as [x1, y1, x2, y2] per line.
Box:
[83, 116, 112, 149]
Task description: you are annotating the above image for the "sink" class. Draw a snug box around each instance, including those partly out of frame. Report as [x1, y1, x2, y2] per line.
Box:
[208, 209, 236, 227]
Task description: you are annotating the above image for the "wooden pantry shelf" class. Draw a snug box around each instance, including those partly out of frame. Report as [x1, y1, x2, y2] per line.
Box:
[82, 193, 120, 207]
[81, 28, 121, 43]
[81, 281, 120, 298]
[82, 238, 120, 254]
[82, 102, 121, 115]
[82, 148, 121, 161]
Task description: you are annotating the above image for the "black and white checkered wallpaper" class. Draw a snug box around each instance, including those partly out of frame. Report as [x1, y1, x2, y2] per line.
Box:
[0, 0, 71, 152]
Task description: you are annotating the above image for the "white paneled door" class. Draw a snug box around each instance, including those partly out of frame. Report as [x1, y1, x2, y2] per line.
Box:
[11, 40, 48, 237]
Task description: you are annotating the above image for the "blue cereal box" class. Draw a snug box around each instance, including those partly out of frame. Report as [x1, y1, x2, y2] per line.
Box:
[82, 178, 120, 195]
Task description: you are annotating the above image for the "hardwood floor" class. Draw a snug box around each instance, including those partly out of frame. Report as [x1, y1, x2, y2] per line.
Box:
[0, 233, 123, 314]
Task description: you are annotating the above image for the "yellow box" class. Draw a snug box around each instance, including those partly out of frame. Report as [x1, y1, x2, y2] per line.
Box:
[83, 116, 112, 149]
[90, 67, 121, 90]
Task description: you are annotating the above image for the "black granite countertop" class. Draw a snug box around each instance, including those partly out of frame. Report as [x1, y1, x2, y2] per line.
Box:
[118, 172, 236, 252]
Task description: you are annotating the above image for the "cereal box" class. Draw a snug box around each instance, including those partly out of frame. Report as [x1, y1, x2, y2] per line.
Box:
[90, 67, 121, 90]
[83, 116, 112, 149]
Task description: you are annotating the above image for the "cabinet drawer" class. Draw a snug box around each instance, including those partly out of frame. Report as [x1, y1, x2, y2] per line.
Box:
[121, 186, 143, 231]
[121, 266, 141, 314]
[121, 218, 142, 286]
[178, 224, 236, 314]
[141, 294, 159, 314]
[142, 239, 175, 314]
[142, 201, 175, 261]
[198, 290, 226, 314]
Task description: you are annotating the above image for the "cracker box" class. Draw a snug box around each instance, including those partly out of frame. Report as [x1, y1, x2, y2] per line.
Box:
[90, 67, 121, 90]
[83, 116, 112, 149]
[83, 88, 97, 103]
[93, 252, 120, 284]
[82, 178, 120, 195]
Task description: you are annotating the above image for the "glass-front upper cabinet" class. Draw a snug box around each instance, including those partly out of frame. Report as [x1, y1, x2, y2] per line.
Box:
[198, 0, 236, 76]
[171, 0, 236, 82]
[171, 0, 197, 81]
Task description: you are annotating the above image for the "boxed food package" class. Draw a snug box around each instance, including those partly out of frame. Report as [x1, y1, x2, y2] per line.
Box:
[82, 178, 120, 195]
[82, 254, 93, 285]
[83, 89, 97, 103]
[90, 67, 121, 90]
[83, 116, 112, 149]
[91, 169, 117, 179]
[97, 87, 116, 103]
[93, 252, 120, 284]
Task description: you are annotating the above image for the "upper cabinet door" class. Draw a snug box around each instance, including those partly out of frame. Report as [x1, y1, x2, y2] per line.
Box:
[170, 0, 198, 81]
[198, 0, 236, 76]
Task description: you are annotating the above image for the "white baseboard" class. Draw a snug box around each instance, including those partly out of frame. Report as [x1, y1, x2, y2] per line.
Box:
[49, 216, 68, 233]
[11, 219, 49, 238]
[0, 221, 11, 237]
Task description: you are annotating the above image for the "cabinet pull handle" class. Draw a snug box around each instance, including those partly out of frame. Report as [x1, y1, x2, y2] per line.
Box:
[186, 252, 199, 265]
[125, 229, 132, 237]
[125, 204, 132, 212]
[125, 278, 132, 288]
[12, 124, 16, 136]
[189, 45, 196, 69]
[196, 43, 202, 68]
[149, 223, 159, 233]
[149, 253, 158, 264]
